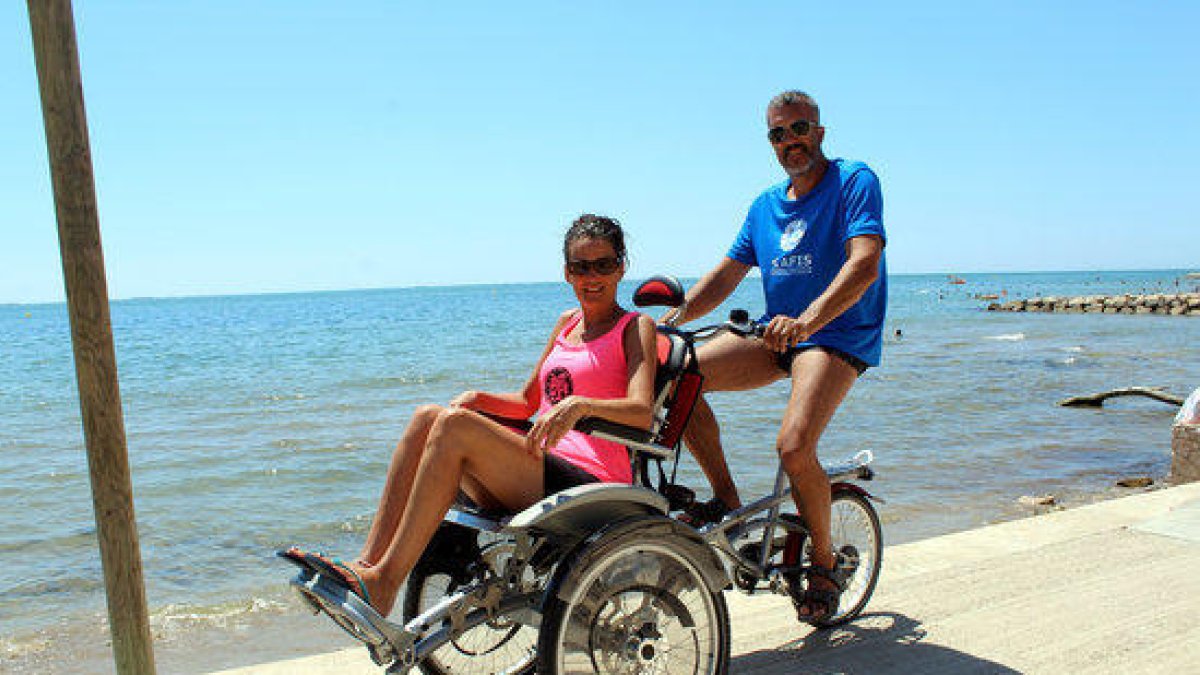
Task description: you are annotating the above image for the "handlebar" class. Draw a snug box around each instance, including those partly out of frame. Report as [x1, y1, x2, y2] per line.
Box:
[658, 309, 763, 343]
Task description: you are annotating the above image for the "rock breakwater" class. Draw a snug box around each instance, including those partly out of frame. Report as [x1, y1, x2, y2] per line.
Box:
[988, 292, 1200, 315]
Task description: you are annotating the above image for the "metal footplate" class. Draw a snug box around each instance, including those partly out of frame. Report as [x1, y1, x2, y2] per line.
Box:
[289, 569, 417, 669]
[824, 449, 875, 482]
[289, 568, 539, 674]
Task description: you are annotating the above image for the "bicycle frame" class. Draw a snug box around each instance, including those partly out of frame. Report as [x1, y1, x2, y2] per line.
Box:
[701, 450, 876, 589]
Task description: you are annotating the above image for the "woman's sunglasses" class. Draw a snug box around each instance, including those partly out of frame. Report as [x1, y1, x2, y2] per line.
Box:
[767, 119, 819, 144]
[566, 256, 622, 276]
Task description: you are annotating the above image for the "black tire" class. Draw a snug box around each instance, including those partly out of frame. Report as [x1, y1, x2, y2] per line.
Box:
[812, 489, 883, 627]
[400, 525, 537, 675]
[537, 516, 730, 674]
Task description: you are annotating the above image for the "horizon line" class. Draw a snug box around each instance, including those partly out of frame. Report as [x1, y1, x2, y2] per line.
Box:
[4, 267, 1196, 308]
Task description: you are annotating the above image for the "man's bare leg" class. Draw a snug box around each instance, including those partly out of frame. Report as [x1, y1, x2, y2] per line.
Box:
[775, 348, 859, 619]
[682, 333, 785, 510]
[681, 396, 742, 508]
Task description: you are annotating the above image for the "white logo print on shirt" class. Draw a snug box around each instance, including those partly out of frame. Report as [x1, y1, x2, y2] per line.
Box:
[772, 218, 813, 276]
[780, 219, 808, 250]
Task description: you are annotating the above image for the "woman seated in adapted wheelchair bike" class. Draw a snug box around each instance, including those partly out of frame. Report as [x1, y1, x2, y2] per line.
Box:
[282, 213, 659, 619]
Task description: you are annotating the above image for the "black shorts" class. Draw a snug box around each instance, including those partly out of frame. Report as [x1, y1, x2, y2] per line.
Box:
[543, 453, 601, 496]
[776, 344, 869, 377]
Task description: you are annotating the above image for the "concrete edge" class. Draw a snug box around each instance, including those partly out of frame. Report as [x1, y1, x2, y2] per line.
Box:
[209, 482, 1200, 674]
[883, 481, 1200, 580]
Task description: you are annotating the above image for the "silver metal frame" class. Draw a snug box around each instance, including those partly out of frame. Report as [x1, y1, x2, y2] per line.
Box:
[701, 450, 875, 587]
[287, 317, 879, 673]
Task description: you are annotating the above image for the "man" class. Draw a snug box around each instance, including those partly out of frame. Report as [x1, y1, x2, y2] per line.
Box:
[664, 90, 886, 624]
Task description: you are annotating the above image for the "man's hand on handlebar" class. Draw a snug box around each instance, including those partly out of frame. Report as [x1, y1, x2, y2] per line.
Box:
[762, 315, 814, 353]
[657, 300, 688, 327]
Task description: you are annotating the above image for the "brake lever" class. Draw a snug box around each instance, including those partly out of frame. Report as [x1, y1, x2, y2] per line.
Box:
[656, 309, 761, 340]
[724, 309, 763, 338]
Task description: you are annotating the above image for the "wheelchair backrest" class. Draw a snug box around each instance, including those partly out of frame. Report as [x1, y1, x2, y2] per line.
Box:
[649, 330, 702, 451]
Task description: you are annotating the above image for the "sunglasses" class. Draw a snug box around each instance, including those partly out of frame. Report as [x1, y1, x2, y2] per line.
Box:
[566, 256, 622, 276]
[767, 119, 819, 144]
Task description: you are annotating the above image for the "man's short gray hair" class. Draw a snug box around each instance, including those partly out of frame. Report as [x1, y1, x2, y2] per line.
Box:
[767, 90, 819, 121]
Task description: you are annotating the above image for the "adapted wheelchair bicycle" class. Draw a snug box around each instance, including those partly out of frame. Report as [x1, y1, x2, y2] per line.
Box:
[283, 276, 882, 674]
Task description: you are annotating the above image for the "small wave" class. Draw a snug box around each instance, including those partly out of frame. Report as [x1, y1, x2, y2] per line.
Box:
[1064, 346, 1085, 353]
[342, 375, 429, 390]
[985, 333, 1026, 341]
[261, 392, 308, 402]
[0, 526, 97, 555]
[2, 571, 104, 599]
[150, 595, 291, 637]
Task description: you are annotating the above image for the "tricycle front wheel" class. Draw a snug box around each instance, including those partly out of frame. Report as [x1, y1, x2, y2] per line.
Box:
[401, 525, 538, 674]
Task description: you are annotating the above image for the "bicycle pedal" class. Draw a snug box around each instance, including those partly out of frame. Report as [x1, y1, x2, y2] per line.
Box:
[766, 568, 791, 595]
[660, 483, 696, 511]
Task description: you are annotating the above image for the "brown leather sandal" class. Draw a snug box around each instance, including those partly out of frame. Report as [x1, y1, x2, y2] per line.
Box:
[783, 554, 849, 625]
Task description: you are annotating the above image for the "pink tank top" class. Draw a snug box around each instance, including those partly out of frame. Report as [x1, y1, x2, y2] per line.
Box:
[536, 310, 639, 484]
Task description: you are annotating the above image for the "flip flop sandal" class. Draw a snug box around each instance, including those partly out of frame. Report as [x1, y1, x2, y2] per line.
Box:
[277, 546, 317, 572]
[278, 547, 372, 572]
[303, 553, 373, 608]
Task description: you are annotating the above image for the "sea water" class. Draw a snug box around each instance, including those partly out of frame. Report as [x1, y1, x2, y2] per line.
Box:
[2, 270, 1198, 668]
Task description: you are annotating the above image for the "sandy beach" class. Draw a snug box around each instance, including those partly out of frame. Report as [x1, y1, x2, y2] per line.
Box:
[195, 480, 1200, 674]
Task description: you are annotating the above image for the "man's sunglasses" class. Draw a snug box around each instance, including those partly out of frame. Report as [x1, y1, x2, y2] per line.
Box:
[566, 256, 622, 276]
[767, 119, 819, 144]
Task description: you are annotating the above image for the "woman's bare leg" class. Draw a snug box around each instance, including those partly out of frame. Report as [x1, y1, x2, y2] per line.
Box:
[351, 407, 544, 617]
[357, 404, 444, 565]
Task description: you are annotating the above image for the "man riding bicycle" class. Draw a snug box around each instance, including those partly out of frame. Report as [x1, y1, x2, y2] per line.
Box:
[664, 89, 887, 624]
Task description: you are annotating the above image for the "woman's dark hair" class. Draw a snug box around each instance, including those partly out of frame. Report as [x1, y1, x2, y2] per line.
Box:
[563, 214, 627, 262]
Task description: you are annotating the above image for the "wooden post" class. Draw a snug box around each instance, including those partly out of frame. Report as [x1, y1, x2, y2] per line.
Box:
[25, 1, 157, 673]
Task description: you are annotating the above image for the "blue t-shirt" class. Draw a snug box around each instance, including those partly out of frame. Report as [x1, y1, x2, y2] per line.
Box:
[728, 159, 887, 366]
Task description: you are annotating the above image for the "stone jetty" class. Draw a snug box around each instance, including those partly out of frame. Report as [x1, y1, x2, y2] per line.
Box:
[988, 292, 1200, 315]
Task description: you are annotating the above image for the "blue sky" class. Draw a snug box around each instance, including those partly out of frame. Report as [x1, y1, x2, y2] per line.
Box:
[3, 2, 1196, 303]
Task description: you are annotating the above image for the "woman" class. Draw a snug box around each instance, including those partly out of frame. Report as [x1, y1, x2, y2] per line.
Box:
[285, 214, 658, 618]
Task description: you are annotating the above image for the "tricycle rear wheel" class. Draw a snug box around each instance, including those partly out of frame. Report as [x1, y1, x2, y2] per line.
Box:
[538, 516, 730, 674]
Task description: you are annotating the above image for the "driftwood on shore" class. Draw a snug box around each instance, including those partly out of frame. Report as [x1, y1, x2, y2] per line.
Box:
[1059, 387, 1184, 408]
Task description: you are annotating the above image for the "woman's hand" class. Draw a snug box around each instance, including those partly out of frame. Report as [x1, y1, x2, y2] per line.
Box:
[528, 396, 590, 455]
[449, 390, 480, 410]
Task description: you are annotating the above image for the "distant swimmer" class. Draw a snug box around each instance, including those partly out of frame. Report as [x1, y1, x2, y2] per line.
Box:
[894, 328, 903, 341]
